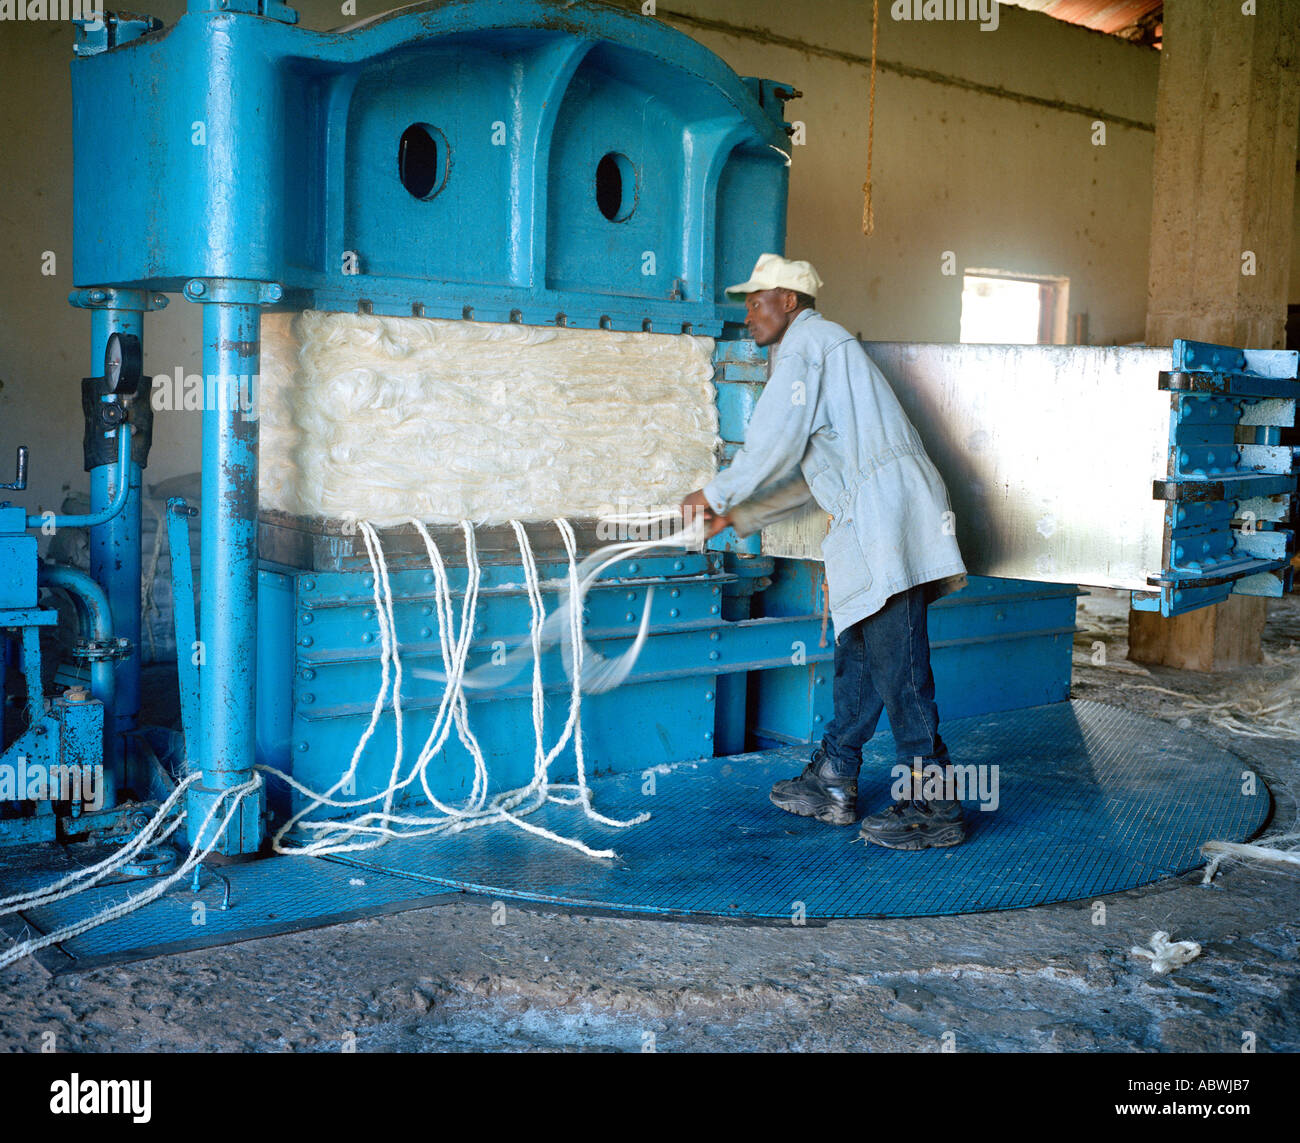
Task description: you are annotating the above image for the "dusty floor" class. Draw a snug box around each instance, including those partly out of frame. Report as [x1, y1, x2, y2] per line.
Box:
[2, 590, 1298, 1053]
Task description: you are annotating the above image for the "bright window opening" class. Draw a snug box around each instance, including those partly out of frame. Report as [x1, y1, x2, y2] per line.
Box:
[960, 271, 1069, 345]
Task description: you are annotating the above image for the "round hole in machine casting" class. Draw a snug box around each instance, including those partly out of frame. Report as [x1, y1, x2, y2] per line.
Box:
[398, 124, 449, 200]
[596, 152, 637, 222]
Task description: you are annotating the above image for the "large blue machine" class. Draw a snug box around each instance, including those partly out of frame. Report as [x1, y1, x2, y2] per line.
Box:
[1, 0, 1296, 875]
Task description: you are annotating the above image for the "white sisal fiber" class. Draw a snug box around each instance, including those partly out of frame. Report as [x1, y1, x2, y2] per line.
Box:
[259, 312, 719, 526]
[1130, 931, 1202, 975]
[258, 515, 699, 860]
[1201, 830, 1300, 884]
[0, 774, 262, 970]
[0, 774, 196, 916]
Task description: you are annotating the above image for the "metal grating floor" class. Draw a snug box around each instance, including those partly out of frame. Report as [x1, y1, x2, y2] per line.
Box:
[326, 700, 1271, 919]
[0, 701, 1271, 970]
[0, 850, 460, 974]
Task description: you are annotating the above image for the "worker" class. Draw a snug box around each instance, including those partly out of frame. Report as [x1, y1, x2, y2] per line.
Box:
[681, 253, 969, 850]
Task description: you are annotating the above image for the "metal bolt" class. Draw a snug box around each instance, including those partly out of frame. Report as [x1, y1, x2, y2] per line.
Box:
[670, 589, 680, 599]
[297, 741, 309, 752]
[709, 631, 719, 641]
[188, 281, 205, 296]
[704, 731, 713, 741]
[362, 632, 373, 643]
[423, 573, 434, 584]
[628, 563, 639, 574]
[708, 650, 720, 660]
[673, 561, 683, 571]
[420, 627, 432, 638]
[421, 605, 432, 616]
[300, 612, 313, 625]
[626, 591, 636, 601]
[814, 676, 824, 686]
[302, 578, 315, 592]
[670, 608, 679, 618]
[302, 668, 315, 681]
[89, 289, 107, 302]
[710, 605, 720, 614]
[300, 636, 313, 647]
[705, 691, 714, 701]
[302, 693, 315, 704]
[362, 609, 373, 619]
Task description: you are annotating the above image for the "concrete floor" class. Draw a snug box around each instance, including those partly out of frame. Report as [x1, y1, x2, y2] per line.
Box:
[2, 589, 1298, 1053]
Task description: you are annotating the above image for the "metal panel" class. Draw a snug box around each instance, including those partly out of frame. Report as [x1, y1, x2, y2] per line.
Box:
[857, 343, 1174, 590]
[749, 574, 1078, 746]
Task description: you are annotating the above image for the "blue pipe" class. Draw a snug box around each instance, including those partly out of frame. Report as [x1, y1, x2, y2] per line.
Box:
[37, 563, 120, 810]
[25, 424, 133, 530]
[90, 453, 142, 777]
[36, 564, 117, 713]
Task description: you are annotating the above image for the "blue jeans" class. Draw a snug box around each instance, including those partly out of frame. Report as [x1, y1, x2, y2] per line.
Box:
[820, 582, 949, 778]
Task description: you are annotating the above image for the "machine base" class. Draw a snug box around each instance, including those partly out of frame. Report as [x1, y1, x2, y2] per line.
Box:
[0, 701, 1269, 971]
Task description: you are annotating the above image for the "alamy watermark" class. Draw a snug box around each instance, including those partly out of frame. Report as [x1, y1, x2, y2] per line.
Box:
[0, 0, 102, 23]
[596, 500, 709, 546]
[890, 759, 999, 811]
[891, 0, 1000, 32]
[0, 756, 105, 811]
[151, 370, 258, 422]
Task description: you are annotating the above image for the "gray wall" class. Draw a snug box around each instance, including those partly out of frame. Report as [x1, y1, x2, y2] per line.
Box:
[0, 0, 1296, 529]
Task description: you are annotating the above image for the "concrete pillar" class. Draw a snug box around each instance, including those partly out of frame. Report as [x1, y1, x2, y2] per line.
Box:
[1129, 0, 1300, 672]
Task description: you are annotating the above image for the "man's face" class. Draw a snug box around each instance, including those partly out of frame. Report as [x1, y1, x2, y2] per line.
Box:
[744, 288, 799, 347]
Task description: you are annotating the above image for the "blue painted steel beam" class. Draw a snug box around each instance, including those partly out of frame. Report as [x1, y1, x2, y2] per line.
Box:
[65, 288, 165, 790]
[188, 279, 280, 854]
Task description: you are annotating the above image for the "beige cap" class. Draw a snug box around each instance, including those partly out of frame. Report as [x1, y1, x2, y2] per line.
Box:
[725, 253, 824, 299]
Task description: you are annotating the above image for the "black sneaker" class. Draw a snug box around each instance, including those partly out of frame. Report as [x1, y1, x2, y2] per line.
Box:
[769, 749, 858, 826]
[858, 798, 966, 850]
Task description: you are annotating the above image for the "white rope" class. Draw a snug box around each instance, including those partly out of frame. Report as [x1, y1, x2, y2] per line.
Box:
[259, 515, 686, 860]
[0, 774, 261, 970]
[1, 512, 697, 967]
[0, 774, 197, 915]
[2, 512, 693, 969]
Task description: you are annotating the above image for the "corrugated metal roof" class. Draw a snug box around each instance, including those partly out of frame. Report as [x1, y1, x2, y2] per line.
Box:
[1001, 0, 1163, 46]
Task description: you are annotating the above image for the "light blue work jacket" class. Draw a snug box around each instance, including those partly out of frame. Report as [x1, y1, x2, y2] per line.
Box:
[704, 308, 967, 633]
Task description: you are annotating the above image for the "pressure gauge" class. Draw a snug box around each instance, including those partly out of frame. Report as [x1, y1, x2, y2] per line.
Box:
[104, 332, 143, 395]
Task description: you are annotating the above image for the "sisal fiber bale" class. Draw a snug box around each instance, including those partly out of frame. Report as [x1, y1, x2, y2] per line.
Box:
[258, 311, 720, 526]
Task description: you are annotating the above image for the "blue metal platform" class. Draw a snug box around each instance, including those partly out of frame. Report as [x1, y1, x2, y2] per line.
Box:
[326, 700, 1271, 918]
[0, 701, 1270, 972]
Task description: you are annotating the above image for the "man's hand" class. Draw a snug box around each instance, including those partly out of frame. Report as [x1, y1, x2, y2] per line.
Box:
[681, 489, 733, 538]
